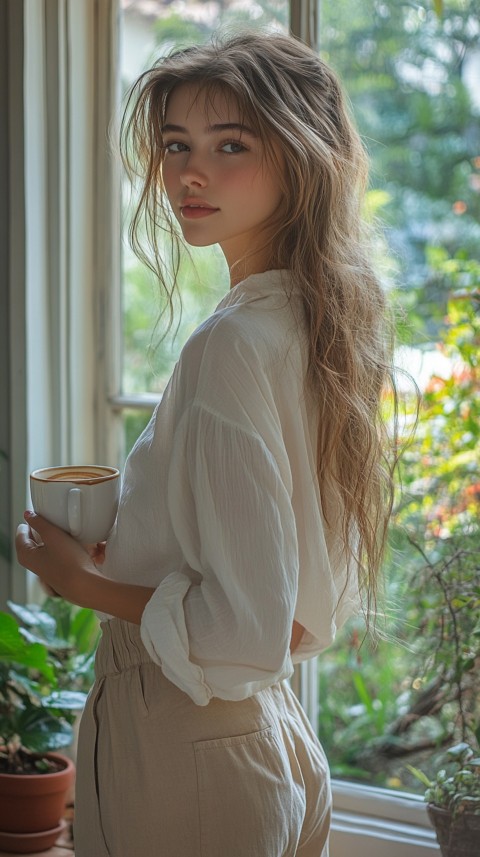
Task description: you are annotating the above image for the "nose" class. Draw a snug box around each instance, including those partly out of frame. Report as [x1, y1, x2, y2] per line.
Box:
[180, 153, 208, 189]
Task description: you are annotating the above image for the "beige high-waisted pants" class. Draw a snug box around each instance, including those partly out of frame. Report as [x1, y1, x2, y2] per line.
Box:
[74, 619, 331, 857]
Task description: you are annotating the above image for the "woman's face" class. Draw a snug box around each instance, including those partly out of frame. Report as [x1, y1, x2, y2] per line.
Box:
[161, 83, 285, 277]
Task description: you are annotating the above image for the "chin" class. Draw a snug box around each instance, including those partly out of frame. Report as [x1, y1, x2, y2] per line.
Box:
[183, 236, 217, 248]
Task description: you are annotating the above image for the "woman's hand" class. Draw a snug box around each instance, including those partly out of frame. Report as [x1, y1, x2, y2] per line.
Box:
[15, 511, 101, 607]
[86, 541, 107, 567]
[16, 511, 155, 622]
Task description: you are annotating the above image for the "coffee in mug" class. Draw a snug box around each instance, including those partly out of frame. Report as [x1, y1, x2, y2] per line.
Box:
[30, 465, 120, 544]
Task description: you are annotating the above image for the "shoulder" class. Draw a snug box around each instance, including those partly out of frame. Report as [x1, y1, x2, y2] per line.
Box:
[165, 269, 309, 421]
[170, 298, 303, 421]
[187, 290, 304, 370]
[180, 304, 275, 379]
[177, 310, 270, 417]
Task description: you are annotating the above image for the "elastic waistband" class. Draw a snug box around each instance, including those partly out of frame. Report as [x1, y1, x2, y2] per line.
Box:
[95, 618, 153, 677]
[95, 621, 297, 728]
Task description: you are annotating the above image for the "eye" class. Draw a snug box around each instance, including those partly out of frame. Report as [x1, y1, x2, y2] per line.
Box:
[221, 140, 247, 154]
[164, 141, 189, 153]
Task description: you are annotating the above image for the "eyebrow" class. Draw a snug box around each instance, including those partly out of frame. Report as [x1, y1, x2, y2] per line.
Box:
[161, 122, 258, 137]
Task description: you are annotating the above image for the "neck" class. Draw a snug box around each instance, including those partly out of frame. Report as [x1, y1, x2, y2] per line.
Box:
[226, 250, 274, 288]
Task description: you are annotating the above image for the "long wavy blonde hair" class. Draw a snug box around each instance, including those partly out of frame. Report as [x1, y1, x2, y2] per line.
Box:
[121, 31, 399, 617]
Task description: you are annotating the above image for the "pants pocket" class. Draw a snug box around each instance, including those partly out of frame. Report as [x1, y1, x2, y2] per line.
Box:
[194, 726, 305, 857]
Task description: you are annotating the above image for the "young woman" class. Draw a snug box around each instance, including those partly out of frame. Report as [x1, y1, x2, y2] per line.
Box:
[16, 31, 397, 857]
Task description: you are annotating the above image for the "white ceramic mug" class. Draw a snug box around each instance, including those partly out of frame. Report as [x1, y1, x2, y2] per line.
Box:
[30, 465, 121, 544]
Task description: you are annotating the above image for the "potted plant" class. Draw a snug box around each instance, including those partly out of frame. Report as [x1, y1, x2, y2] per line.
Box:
[8, 597, 99, 763]
[0, 601, 96, 853]
[408, 742, 480, 857]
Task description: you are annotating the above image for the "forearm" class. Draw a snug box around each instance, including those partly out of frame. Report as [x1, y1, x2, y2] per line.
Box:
[17, 513, 302, 640]
[77, 571, 155, 625]
[94, 575, 301, 647]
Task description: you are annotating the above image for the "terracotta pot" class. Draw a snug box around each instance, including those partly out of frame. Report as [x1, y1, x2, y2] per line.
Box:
[0, 823, 63, 854]
[427, 804, 480, 857]
[0, 752, 74, 853]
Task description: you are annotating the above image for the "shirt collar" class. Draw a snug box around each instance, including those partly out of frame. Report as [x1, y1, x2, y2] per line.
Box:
[215, 269, 294, 312]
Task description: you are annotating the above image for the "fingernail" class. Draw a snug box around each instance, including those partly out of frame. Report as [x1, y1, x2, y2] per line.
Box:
[24, 510, 34, 519]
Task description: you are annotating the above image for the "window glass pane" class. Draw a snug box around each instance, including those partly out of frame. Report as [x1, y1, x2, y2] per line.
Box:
[317, 0, 480, 794]
[123, 407, 156, 455]
[120, 0, 288, 402]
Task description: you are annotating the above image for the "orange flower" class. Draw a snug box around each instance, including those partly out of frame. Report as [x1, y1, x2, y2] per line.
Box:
[425, 375, 446, 393]
[465, 483, 480, 499]
[452, 200, 467, 215]
[452, 365, 474, 384]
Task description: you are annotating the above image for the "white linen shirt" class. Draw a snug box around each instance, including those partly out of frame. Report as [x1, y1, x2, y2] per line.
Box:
[99, 269, 360, 706]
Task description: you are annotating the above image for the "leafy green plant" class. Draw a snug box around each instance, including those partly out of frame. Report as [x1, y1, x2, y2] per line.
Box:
[0, 602, 98, 774]
[8, 598, 99, 694]
[408, 742, 480, 817]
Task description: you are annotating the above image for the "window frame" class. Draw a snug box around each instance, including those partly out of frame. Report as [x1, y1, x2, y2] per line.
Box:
[1, 0, 28, 605]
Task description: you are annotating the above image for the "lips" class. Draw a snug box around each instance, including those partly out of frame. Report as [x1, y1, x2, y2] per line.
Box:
[180, 202, 220, 220]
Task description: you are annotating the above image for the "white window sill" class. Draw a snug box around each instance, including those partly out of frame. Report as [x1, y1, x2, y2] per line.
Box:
[331, 780, 439, 856]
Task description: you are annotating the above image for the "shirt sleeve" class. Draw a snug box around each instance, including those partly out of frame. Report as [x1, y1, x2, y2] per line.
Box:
[140, 403, 298, 705]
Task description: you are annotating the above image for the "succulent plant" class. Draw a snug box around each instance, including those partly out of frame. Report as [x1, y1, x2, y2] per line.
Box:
[408, 742, 480, 818]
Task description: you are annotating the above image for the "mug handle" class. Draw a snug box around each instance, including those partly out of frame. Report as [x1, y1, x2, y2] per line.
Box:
[67, 488, 82, 537]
